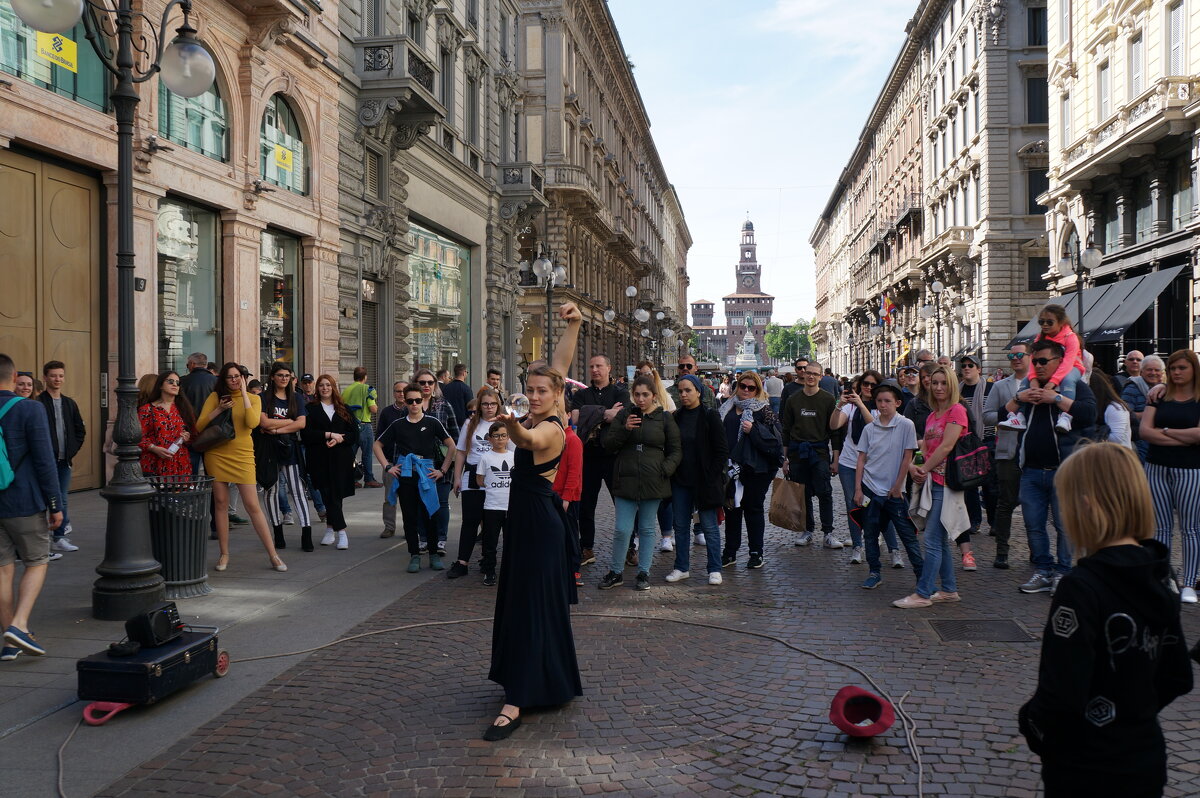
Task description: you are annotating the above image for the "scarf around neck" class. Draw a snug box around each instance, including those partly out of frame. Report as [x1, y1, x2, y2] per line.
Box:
[720, 395, 769, 442]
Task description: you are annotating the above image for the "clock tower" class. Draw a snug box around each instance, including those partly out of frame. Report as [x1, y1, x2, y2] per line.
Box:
[722, 219, 775, 366]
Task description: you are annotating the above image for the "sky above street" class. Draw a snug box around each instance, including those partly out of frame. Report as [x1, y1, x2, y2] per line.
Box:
[607, 0, 915, 326]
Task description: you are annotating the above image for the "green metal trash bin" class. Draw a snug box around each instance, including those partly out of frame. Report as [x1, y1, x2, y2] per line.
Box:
[147, 475, 214, 599]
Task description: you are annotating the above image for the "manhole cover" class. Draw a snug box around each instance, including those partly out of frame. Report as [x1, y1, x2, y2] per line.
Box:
[929, 619, 1035, 642]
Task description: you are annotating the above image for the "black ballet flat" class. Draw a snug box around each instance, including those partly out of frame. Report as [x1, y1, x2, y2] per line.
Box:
[483, 712, 521, 741]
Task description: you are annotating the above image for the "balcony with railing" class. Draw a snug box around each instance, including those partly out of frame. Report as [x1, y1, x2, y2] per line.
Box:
[354, 35, 445, 129]
[893, 192, 923, 228]
[498, 162, 548, 224]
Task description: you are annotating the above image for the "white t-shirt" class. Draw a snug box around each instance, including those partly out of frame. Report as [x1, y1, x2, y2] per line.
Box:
[321, 402, 335, 420]
[476, 448, 514, 511]
[456, 422, 495, 490]
[837, 403, 879, 469]
[1104, 403, 1133, 448]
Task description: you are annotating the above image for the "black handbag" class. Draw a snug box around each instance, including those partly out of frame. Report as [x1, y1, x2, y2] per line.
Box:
[190, 409, 235, 453]
[944, 429, 990, 491]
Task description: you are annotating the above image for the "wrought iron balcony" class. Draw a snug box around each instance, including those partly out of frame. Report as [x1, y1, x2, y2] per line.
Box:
[497, 162, 548, 226]
[354, 35, 445, 136]
[893, 192, 923, 228]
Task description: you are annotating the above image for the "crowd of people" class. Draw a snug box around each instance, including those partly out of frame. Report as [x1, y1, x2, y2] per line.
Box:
[0, 296, 1197, 783]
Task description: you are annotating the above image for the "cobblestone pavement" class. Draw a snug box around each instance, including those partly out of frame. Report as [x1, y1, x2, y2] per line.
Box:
[99, 483, 1200, 797]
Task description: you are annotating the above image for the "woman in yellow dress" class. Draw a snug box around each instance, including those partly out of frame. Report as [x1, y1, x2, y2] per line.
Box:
[195, 362, 287, 572]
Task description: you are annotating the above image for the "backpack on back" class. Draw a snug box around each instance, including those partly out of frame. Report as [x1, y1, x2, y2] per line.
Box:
[0, 396, 26, 490]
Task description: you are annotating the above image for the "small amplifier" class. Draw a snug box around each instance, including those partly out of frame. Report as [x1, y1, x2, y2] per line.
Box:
[124, 602, 184, 648]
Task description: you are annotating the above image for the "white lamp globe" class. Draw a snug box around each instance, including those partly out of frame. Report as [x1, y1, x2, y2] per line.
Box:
[931, 280, 945, 293]
[160, 29, 216, 98]
[661, 328, 674, 340]
[625, 285, 638, 298]
[1080, 246, 1103, 271]
[655, 311, 665, 321]
[640, 328, 650, 338]
[10, 0, 83, 34]
[920, 304, 935, 320]
[603, 308, 616, 323]
[532, 256, 552, 279]
[633, 307, 650, 323]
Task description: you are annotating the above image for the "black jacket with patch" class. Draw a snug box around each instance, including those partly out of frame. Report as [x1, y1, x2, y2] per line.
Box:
[1019, 540, 1192, 791]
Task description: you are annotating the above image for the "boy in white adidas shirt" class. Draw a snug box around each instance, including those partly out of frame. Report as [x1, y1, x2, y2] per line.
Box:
[475, 422, 513, 585]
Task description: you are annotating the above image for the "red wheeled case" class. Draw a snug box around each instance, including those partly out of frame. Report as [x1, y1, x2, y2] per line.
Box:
[77, 628, 229, 706]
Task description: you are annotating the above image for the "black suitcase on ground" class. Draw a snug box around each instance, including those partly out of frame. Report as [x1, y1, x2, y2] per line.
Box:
[77, 629, 227, 705]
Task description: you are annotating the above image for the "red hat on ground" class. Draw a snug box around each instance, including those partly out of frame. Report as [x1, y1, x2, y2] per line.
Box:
[828, 685, 895, 738]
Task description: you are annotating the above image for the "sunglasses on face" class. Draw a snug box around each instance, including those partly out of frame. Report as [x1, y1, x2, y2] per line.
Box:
[677, 363, 694, 370]
[1037, 319, 1056, 326]
[405, 397, 424, 405]
[164, 378, 180, 385]
[861, 381, 878, 388]
[737, 383, 756, 390]
[1031, 357, 1059, 366]
[959, 362, 977, 369]
[1006, 353, 1026, 360]
[417, 380, 435, 386]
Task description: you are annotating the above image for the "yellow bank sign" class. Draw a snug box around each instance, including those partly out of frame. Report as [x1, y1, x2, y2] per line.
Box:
[36, 32, 77, 73]
[273, 145, 294, 171]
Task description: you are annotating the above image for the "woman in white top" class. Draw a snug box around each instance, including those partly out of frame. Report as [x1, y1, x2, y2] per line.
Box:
[448, 387, 502, 577]
[831, 371, 882, 558]
[1089, 370, 1134, 448]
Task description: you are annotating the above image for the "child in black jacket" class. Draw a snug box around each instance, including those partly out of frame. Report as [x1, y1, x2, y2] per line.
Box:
[1019, 442, 1192, 798]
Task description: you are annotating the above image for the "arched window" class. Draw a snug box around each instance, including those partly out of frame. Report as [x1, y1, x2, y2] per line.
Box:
[0, 6, 107, 111]
[159, 77, 228, 161]
[260, 94, 308, 195]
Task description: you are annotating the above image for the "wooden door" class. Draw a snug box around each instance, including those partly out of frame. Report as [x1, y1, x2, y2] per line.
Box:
[0, 150, 101, 489]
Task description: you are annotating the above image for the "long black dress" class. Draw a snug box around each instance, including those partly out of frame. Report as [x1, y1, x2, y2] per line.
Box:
[489, 416, 583, 706]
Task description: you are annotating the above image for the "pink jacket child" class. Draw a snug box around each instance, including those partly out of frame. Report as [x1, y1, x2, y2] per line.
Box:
[1033, 322, 1086, 396]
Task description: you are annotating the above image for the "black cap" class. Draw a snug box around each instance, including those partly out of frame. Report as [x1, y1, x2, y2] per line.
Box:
[301, 373, 315, 382]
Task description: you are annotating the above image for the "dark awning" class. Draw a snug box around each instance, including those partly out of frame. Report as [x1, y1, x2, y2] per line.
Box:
[1008, 265, 1186, 347]
[952, 341, 981, 359]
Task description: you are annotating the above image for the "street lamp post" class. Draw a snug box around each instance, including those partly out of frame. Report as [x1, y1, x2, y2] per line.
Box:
[1058, 240, 1104, 348]
[11, 0, 216, 619]
[525, 248, 567, 360]
[920, 279, 945, 356]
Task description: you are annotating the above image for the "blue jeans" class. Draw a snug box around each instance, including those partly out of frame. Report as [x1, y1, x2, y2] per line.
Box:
[275, 471, 292, 515]
[769, 397, 781, 414]
[1020, 467, 1072, 576]
[915, 483, 956, 598]
[613, 497, 660, 574]
[862, 487, 923, 577]
[838, 464, 900, 550]
[355, 421, 376, 482]
[416, 481, 452, 545]
[670, 485, 721, 574]
[54, 461, 72, 536]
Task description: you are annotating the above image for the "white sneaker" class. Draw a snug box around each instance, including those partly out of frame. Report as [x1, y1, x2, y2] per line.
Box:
[336, 530, 349, 550]
[51, 537, 79, 552]
[48, 551, 63, 561]
[1182, 587, 1198, 604]
[891, 550, 905, 569]
[708, 572, 722, 585]
[823, 534, 843, 549]
[665, 569, 689, 582]
[795, 532, 813, 546]
[321, 528, 336, 546]
[849, 545, 864, 564]
[283, 512, 295, 525]
[998, 411, 1027, 430]
[1055, 411, 1073, 434]
[694, 533, 706, 546]
[659, 536, 674, 552]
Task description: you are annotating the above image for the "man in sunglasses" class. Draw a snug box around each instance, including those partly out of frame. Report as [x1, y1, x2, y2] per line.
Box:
[1003, 339, 1097, 594]
[667, 354, 715, 410]
[781, 363, 837, 546]
[983, 343, 1028, 569]
[1113, 350, 1144, 392]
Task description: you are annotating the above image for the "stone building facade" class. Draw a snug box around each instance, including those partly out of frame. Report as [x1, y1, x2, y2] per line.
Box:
[813, 0, 1052, 374]
[720, 220, 775, 365]
[1042, 0, 1199, 371]
[0, 0, 342, 488]
[514, 0, 688, 381]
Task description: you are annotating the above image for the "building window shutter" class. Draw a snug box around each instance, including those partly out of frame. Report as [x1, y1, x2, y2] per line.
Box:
[365, 150, 381, 199]
[1129, 34, 1144, 97]
[1168, 2, 1185, 75]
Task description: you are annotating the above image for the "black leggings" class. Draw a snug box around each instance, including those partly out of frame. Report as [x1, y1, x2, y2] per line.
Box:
[480, 509, 506, 575]
[396, 478, 435, 555]
[723, 469, 772, 556]
[455, 490, 486, 563]
[317, 483, 346, 531]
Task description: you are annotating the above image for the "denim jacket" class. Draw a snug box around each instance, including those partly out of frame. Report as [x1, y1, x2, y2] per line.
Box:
[0, 392, 63, 518]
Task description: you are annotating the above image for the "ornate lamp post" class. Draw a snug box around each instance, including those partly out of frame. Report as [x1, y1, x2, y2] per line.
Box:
[1058, 239, 1103, 348]
[10, 0, 215, 619]
[919, 279, 946, 356]
[525, 247, 567, 358]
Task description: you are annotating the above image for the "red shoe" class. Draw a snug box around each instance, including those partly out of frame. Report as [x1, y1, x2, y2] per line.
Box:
[962, 551, 977, 571]
[574, 572, 584, 587]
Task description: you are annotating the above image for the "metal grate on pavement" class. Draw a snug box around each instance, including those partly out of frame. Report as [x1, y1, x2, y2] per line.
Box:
[929, 618, 1036, 643]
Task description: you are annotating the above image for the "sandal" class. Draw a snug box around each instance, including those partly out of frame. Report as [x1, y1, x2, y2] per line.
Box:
[482, 712, 521, 741]
[214, 555, 229, 572]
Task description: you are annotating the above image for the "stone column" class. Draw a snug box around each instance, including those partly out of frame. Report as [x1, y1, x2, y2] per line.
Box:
[1151, 160, 1172, 237]
[219, 211, 267, 371]
[1116, 179, 1135, 249]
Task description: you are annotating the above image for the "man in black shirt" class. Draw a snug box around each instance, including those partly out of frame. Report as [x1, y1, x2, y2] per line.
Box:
[377, 380, 408, 539]
[442, 364, 474, 426]
[179, 352, 216, 474]
[1008, 340, 1097, 595]
[570, 355, 629, 566]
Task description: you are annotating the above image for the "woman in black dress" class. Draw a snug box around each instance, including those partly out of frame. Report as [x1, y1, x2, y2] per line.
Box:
[485, 302, 583, 741]
[300, 374, 358, 549]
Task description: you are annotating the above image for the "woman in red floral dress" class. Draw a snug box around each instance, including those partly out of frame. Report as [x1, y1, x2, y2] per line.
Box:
[138, 370, 196, 476]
